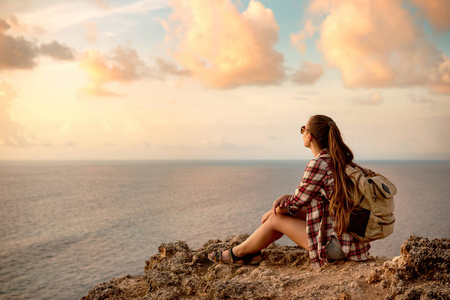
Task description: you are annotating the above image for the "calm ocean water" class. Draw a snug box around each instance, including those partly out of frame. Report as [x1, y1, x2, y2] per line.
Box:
[0, 160, 449, 300]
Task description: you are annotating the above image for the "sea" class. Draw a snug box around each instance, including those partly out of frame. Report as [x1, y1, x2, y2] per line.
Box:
[0, 160, 449, 300]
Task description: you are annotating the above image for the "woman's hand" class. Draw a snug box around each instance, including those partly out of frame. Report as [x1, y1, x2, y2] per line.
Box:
[273, 194, 291, 216]
[262, 195, 292, 224]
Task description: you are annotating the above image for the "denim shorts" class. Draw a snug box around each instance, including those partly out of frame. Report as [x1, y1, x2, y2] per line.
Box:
[325, 235, 345, 261]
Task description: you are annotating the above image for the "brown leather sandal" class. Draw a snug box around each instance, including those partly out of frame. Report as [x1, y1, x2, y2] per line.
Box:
[208, 247, 245, 267]
[244, 251, 262, 265]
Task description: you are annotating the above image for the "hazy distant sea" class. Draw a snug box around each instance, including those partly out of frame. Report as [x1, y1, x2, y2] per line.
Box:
[1, 160, 449, 300]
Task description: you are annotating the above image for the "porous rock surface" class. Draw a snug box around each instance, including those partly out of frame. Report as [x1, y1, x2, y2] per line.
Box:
[366, 235, 449, 299]
[82, 235, 450, 300]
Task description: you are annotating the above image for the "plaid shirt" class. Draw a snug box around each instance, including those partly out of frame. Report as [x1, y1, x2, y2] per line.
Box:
[286, 149, 371, 268]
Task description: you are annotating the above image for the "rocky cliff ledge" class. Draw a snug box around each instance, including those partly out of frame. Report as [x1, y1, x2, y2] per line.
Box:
[82, 235, 449, 299]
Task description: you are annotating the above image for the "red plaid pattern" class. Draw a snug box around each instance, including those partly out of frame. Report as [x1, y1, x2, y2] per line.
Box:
[286, 149, 371, 268]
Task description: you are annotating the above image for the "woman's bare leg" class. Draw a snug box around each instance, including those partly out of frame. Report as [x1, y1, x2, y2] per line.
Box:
[221, 212, 309, 260]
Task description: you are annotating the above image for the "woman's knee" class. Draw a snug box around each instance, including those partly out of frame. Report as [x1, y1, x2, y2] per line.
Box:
[266, 213, 289, 229]
[263, 213, 278, 229]
[268, 213, 306, 233]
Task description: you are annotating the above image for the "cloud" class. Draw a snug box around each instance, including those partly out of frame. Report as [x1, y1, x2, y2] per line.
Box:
[320, 0, 418, 87]
[4, 14, 45, 36]
[155, 58, 190, 78]
[0, 0, 167, 37]
[291, 61, 324, 85]
[40, 40, 74, 60]
[0, 18, 74, 71]
[83, 21, 98, 44]
[352, 91, 383, 106]
[294, 0, 450, 93]
[93, 0, 110, 10]
[164, 0, 285, 89]
[413, 0, 450, 32]
[290, 20, 318, 53]
[0, 1, 31, 13]
[429, 54, 450, 94]
[0, 81, 39, 147]
[0, 19, 39, 70]
[79, 46, 150, 96]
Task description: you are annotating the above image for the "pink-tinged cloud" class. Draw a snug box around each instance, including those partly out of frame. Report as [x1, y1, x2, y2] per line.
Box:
[291, 61, 324, 85]
[320, 0, 418, 88]
[40, 40, 74, 60]
[413, 0, 450, 32]
[0, 81, 39, 147]
[94, 0, 110, 10]
[295, 0, 450, 93]
[164, 0, 284, 89]
[4, 14, 45, 36]
[0, 18, 74, 71]
[83, 21, 98, 44]
[79, 47, 150, 97]
[0, 18, 38, 70]
[430, 54, 450, 94]
[290, 20, 318, 53]
[155, 58, 190, 78]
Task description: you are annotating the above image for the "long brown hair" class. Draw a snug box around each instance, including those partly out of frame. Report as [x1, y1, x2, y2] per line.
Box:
[307, 115, 355, 234]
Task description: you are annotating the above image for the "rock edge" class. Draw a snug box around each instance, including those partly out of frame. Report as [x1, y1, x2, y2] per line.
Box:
[82, 235, 450, 300]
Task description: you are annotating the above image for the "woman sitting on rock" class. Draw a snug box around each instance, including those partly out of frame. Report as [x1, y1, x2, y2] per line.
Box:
[208, 114, 371, 268]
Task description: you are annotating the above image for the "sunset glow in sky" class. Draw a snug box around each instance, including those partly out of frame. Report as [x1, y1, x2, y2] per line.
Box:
[1, 0, 449, 160]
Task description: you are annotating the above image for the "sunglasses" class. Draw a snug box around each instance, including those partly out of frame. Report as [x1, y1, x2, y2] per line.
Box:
[301, 126, 313, 137]
[301, 126, 306, 134]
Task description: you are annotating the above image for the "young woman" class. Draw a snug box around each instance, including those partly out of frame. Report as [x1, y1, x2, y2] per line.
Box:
[208, 114, 371, 268]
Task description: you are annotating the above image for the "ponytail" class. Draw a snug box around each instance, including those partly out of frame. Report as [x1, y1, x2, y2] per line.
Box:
[307, 115, 356, 234]
[328, 122, 355, 234]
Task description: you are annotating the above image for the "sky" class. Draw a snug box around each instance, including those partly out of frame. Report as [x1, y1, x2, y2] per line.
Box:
[0, 0, 449, 161]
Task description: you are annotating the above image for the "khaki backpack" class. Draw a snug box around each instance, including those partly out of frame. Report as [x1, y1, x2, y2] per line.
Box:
[345, 164, 397, 242]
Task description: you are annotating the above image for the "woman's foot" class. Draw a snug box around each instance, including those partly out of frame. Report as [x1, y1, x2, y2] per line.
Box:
[208, 248, 262, 266]
[244, 251, 262, 265]
[208, 247, 244, 266]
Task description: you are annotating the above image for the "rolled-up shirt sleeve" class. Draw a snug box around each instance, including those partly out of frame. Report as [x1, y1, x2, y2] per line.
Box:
[286, 159, 327, 216]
